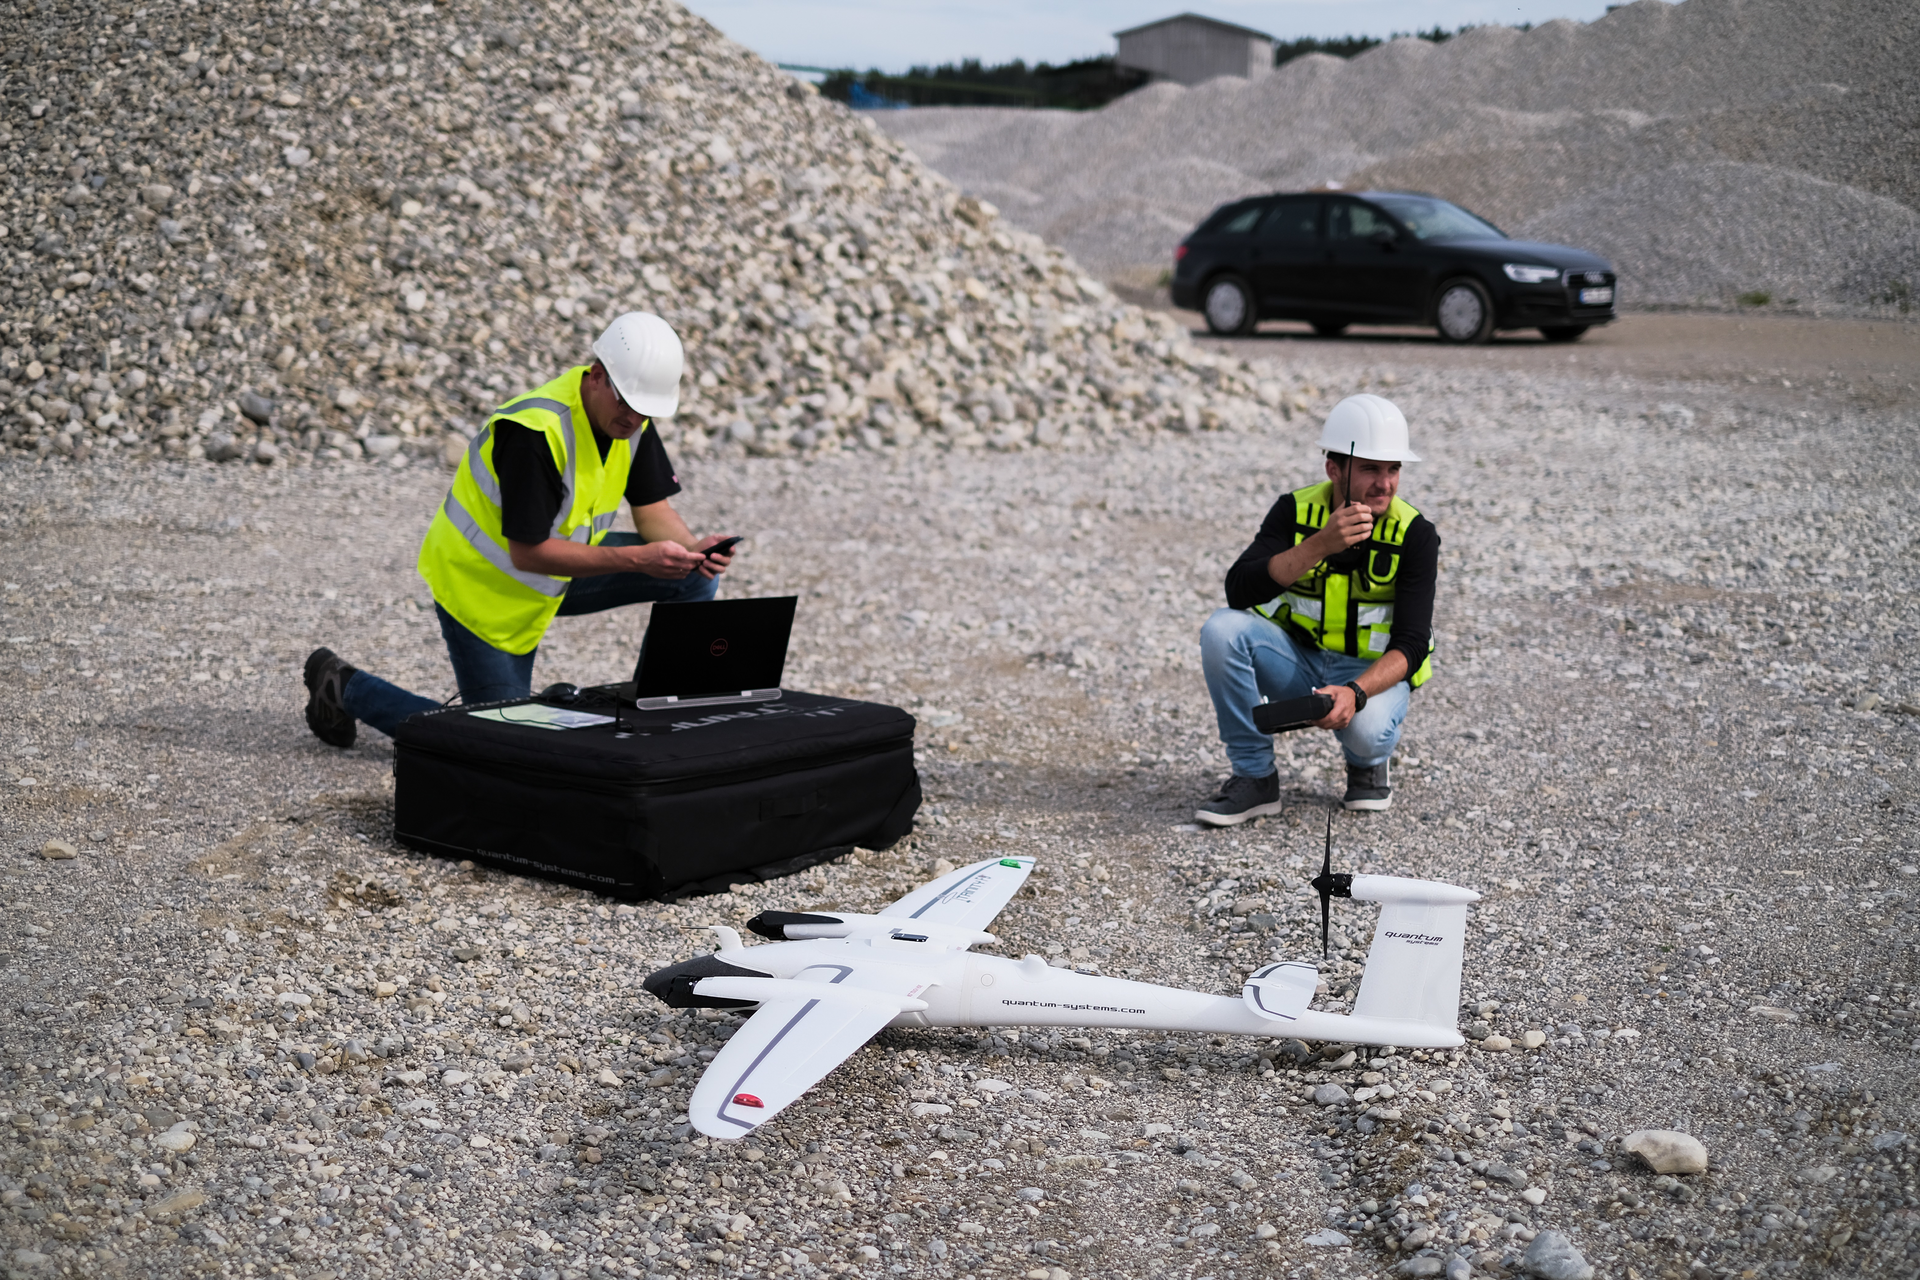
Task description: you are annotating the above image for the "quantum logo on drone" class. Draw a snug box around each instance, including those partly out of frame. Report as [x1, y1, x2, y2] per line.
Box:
[1385, 931, 1445, 946]
[1001, 999, 1148, 1016]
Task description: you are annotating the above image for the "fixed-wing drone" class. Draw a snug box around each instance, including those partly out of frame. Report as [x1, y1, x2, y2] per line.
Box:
[644, 835, 1479, 1140]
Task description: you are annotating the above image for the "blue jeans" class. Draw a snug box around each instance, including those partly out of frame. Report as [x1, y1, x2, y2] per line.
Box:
[1199, 608, 1411, 778]
[341, 534, 720, 737]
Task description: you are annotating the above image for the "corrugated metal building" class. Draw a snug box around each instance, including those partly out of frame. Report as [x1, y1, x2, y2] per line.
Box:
[1114, 12, 1276, 86]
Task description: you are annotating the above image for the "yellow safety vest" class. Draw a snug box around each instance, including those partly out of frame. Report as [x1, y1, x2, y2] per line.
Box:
[417, 365, 636, 654]
[1251, 481, 1435, 687]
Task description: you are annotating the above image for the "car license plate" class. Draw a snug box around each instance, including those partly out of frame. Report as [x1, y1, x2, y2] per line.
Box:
[1578, 286, 1614, 306]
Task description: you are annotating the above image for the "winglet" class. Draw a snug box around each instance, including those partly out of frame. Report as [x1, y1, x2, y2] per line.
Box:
[708, 925, 745, 956]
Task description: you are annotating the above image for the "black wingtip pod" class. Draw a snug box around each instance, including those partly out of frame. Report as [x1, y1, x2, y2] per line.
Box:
[744, 910, 845, 940]
[640, 954, 771, 1010]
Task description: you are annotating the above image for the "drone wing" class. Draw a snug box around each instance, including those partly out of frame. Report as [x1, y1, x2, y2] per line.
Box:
[879, 855, 1035, 933]
[687, 959, 929, 1140]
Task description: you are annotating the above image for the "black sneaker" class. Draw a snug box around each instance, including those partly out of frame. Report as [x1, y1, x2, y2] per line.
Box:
[1195, 772, 1283, 827]
[303, 648, 359, 749]
[1343, 762, 1392, 811]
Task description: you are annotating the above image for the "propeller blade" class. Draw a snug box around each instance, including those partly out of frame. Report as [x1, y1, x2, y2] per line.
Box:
[1309, 807, 1353, 958]
[1321, 808, 1333, 955]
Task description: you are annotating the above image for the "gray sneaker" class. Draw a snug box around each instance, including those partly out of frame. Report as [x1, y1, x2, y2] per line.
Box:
[1195, 772, 1283, 827]
[1343, 762, 1392, 811]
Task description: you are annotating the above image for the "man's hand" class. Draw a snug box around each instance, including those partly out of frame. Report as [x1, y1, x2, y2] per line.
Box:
[1313, 683, 1359, 730]
[1312, 502, 1375, 555]
[1265, 500, 1375, 591]
[691, 535, 735, 581]
[624, 539, 708, 579]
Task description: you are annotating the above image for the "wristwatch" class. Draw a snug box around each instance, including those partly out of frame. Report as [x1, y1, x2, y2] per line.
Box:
[1343, 681, 1369, 713]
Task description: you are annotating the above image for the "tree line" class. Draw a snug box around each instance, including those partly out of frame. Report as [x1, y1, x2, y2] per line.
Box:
[819, 24, 1532, 112]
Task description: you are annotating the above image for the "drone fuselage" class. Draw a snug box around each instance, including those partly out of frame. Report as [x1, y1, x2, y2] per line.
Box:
[698, 935, 1465, 1049]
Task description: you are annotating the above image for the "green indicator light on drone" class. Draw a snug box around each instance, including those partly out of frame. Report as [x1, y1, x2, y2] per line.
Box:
[1000, 859, 1023, 868]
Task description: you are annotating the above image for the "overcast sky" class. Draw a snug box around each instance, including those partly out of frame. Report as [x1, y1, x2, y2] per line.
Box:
[679, 0, 1624, 73]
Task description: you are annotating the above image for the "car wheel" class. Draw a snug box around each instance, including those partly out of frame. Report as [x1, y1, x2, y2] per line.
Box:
[1202, 275, 1256, 336]
[1312, 321, 1349, 337]
[1540, 325, 1589, 343]
[1434, 278, 1494, 344]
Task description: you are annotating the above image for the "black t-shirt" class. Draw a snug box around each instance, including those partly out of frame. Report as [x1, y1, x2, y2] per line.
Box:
[1223, 491, 1440, 677]
[492, 419, 681, 545]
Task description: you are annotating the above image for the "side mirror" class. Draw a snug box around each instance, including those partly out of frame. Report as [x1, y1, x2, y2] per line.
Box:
[1369, 228, 1398, 248]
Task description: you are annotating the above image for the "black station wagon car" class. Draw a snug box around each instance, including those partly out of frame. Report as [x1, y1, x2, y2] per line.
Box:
[1171, 190, 1617, 343]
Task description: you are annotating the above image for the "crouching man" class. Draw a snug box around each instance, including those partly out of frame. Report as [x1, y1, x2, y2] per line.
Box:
[1196, 394, 1438, 823]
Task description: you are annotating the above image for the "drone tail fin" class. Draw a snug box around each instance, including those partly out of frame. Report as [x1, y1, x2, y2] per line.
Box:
[1348, 875, 1478, 1035]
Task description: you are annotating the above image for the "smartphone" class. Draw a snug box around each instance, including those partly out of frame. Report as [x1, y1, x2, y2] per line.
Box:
[702, 535, 744, 559]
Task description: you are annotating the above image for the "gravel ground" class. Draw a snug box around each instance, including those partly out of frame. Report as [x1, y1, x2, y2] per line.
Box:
[867, 0, 1920, 310]
[3, 335, 1918, 1280]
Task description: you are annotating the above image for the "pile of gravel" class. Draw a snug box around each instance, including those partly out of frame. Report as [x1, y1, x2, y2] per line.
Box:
[0, 0, 1278, 469]
[870, 0, 1920, 311]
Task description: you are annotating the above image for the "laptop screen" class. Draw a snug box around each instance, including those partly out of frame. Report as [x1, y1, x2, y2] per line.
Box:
[632, 597, 797, 698]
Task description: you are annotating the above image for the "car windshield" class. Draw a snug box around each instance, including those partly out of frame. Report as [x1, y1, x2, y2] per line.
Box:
[1371, 196, 1506, 241]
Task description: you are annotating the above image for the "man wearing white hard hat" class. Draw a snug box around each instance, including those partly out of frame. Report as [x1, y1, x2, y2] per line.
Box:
[1196, 394, 1439, 820]
[299, 313, 737, 748]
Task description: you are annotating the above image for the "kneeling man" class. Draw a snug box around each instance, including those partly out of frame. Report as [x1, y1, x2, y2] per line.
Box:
[1196, 394, 1438, 822]
[301, 312, 736, 746]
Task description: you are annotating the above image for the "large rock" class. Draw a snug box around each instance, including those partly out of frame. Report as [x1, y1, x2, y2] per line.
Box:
[153, 1126, 197, 1154]
[1621, 1129, 1710, 1175]
[1522, 1230, 1594, 1280]
[1484, 1162, 1529, 1189]
[238, 391, 275, 425]
[204, 434, 247, 463]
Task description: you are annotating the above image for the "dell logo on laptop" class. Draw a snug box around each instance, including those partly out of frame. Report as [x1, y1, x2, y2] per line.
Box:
[709, 638, 730, 658]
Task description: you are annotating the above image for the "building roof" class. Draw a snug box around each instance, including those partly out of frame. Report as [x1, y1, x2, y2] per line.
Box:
[1113, 11, 1277, 43]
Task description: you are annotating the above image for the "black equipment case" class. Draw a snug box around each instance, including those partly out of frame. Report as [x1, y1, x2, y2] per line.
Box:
[392, 691, 919, 899]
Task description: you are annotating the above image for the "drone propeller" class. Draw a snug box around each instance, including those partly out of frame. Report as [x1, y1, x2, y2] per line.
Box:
[1308, 807, 1353, 957]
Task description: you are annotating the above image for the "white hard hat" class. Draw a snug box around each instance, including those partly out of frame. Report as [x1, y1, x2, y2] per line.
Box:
[1316, 393, 1421, 463]
[591, 311, 683, 418]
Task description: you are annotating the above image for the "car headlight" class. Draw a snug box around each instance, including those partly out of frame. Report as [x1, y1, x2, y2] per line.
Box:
[1502, 264, 1561, 284]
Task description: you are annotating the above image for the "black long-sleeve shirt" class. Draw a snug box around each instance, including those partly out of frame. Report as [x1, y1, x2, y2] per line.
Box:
[491, 420, 681, 545]
[1224, 492, 1440, 677]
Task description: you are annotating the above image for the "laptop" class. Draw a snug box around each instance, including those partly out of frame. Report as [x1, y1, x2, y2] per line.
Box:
[623, 596, 797, 711]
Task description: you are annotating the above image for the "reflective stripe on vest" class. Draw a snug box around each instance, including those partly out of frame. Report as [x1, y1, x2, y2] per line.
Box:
[438, 491, 567, 598]
[416, 365, 637, 654]
[1252, 481, 1434, 688]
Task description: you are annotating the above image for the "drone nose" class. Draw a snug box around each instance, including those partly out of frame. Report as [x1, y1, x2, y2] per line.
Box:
[641, 954, 770, 1010]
